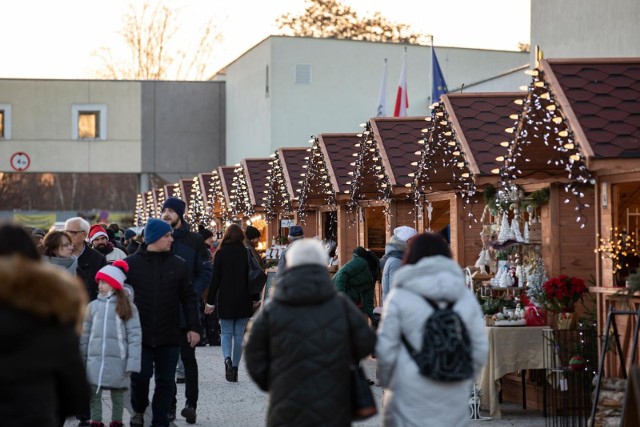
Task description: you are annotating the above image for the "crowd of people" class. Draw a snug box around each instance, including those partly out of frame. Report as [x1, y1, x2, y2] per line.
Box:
[1, 202, 488, 427]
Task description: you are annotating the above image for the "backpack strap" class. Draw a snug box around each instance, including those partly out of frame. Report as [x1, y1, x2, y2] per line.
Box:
[401, 296, 443, 356]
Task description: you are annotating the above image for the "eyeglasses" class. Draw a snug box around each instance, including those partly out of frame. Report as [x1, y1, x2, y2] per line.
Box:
[66, 230, 85, 235]
[61, 242, 74, 248]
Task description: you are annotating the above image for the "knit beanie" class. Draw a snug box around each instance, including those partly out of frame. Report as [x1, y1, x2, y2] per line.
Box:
[162, 197, 186, 222]
[245, 225, 261, 241]
[95, 260, 129, 291]
[124, 228, 137, 240]
[88, 224, 108, 243]
[288, 225, 304, 238]
[144, 218, 173, 245]
[393, 226, 418, 243]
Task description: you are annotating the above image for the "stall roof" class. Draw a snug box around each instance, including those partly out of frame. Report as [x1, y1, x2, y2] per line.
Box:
[218, 166, 237, 207]
[541, 57, 640, 168]
[179, 178, 196, 210]
[242, 158, 271, 209]
[199, 171, 226, 218]
[279, 147, 310, 202]
[318, 133, 361, 197]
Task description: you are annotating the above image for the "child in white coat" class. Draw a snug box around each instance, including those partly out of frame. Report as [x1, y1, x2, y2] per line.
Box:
[80, 260, 142, 427]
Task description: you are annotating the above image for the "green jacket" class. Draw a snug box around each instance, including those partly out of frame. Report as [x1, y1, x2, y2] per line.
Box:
[332, 253, 376, 318]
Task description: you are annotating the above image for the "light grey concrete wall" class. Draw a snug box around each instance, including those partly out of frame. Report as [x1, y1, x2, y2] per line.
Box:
[141, 81, 225, 183]
[531, 0, 640, 61]
[224, 36, 529, 164]
[0, 79, 141, 173]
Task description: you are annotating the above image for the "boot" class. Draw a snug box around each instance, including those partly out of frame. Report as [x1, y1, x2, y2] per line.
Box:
[225, 357, 234, 382]
[232, 367, 239, 383]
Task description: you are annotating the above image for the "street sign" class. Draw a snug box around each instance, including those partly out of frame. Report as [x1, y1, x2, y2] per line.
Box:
[10, 152, 30, 171]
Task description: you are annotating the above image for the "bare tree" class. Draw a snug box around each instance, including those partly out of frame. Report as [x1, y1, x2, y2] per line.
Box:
[277, 0, 430, 45]
[93, 1, 223, 80]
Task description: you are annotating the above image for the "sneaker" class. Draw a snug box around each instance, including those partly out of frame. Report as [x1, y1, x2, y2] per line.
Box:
[181, 404, 197, 424]
[168, 403, 176, 422]
[130, 411, 144, 427]
[77, 418, 91, 427]
[176, 376, 186, 384]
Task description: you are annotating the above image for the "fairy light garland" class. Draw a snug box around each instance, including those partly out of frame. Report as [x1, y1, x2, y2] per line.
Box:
[347, 122, 392, 221]
[187, 176, 206, 229]
[145, 190, 156, 221]
[265, 151, 292, 220]
[134, 193, 146, 226]
[154, 188, 165, 219]
[499, 69, 595, 229]
[208, 170, 228, 228]
[230, 164, 253, 218]
[413, 103, 478, 222]
[297, 136, 337, 222]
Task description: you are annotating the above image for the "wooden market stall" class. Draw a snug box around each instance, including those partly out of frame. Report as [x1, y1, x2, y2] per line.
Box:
[348, 116, 428, 257]
[198, 171, 227, 236]
[264, 147, 312, 243]
[218, 165, 240, 224]
[414, 92, 525, 268]
[235, 158, 271, 250]
[296, 133, 361, 266]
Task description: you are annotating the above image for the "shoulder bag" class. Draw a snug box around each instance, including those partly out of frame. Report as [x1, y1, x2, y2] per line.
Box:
[247, 248, 267, 294]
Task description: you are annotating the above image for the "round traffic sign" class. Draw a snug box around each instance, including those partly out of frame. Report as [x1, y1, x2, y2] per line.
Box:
[10, 152, 31, 171]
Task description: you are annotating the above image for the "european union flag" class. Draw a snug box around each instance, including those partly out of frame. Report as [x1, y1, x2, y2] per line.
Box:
[432, 48, 448, 102]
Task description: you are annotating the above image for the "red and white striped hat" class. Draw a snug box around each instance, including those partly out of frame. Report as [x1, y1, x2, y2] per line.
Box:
[95, 260, 129, 291]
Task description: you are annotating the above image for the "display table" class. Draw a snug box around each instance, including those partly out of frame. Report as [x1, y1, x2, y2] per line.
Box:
[479, 326, 547, 419]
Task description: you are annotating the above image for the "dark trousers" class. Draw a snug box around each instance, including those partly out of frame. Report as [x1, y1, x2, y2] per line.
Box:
[130, 345, 180, 427]
[174, 329, 199, 407]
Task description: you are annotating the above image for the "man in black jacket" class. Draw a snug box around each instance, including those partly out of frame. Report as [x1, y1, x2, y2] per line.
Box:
[126, 218, 201, 427]
[64, 217, 107, 426]
[161, 197, 213, 424]
[65, 217, 107, 301]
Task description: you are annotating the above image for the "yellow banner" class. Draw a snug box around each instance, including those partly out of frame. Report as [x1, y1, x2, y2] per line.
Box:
[13, 213, 57, 230]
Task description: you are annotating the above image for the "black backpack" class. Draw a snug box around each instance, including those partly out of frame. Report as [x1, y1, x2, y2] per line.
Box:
[401, 297, 473, 382]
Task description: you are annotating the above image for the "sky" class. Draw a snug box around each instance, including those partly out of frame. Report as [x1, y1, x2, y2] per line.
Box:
[0, 0, 530, 79]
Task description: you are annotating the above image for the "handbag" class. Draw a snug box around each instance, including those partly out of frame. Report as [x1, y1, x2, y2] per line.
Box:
[247, 248, 267, 294]
[341, 299, 377, 420]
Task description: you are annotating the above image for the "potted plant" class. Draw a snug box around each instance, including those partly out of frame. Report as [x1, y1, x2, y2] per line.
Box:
[540, 275, 588, 329]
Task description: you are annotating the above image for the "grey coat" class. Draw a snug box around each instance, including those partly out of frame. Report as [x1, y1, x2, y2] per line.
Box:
[80, 289, 142, 389]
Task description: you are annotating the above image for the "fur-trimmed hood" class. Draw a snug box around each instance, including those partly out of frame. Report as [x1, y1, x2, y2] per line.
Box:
[0, 256, 87, 334]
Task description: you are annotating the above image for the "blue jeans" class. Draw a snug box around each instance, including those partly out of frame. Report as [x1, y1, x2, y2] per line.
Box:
[130, 345, 180, 427]
[219, 318, 249, 367]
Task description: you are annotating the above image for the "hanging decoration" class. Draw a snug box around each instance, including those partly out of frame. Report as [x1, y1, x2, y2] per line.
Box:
[497, 69, 595, 229]
[297, 136, 337, 221]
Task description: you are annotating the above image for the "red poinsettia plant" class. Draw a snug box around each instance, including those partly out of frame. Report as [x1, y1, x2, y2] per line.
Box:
[542, 275, 587, 314]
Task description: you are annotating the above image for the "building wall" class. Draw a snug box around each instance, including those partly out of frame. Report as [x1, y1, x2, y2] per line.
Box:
[531, 0, 640, 61]
[225, 36, 529, 164]
[141, 81, 225, 184]
[0, 79, 141, 173]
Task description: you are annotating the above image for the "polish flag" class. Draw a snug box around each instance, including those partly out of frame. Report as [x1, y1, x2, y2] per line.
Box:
[393, 50, 408, 117]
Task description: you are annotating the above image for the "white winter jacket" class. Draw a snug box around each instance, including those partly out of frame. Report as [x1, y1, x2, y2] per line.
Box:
[80, 290, 142, 389]
[376, 255, 488, 427]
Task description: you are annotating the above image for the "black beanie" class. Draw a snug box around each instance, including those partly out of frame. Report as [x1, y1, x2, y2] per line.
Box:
[245, 226, 261, 240]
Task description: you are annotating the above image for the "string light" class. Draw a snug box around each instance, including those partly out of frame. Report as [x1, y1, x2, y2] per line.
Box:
[297, 136, 338, 222]
[265, 150, 292, 220]
[498, 69, 595, 229]
[413, 102, 478, 222]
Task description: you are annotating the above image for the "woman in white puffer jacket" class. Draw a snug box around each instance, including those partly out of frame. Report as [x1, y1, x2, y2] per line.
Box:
[376, 232, 488, 427]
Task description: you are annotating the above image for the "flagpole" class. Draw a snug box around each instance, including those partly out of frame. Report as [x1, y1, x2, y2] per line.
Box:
[430, 35, 434, 105]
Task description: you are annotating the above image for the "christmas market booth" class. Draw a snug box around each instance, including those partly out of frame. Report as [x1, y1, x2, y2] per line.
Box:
[264, 147, 313, 244]
[296, 133, 360, 266]
[198, 170, 228, 237]
[348, 116, 428, 258]
[413, 92, 524, 269]
[231, 158, 271, 251]
[218, 165, 239, 224]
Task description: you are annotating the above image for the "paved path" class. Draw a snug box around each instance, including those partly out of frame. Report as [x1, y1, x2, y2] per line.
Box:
[65, 345, 545, 426]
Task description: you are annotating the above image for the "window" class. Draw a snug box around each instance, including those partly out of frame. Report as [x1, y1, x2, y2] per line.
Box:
[294, 64, 312, 84]
[72, 104, 107, 140]
[0, 104, 11, 139]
